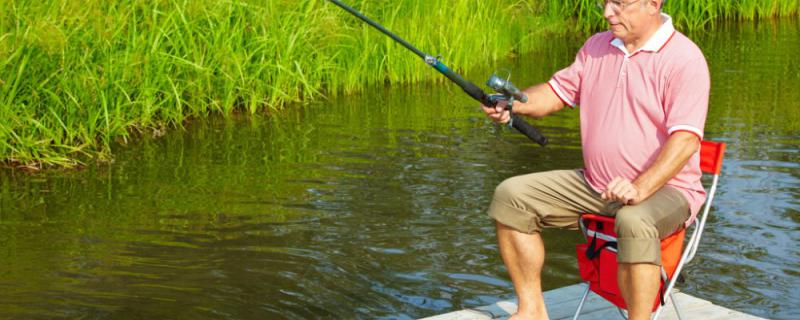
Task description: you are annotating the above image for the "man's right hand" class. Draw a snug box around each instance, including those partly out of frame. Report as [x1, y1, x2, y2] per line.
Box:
[481, 100, 511, 125]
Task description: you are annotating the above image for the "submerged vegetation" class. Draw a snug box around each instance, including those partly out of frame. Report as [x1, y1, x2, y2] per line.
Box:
[1, 0, 798, 168]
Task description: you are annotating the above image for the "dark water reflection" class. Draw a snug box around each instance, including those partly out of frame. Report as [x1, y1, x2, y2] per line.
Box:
[1, 19, 799, 319]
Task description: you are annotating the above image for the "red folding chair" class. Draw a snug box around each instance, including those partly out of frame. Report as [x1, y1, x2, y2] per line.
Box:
[572, 140, 726, 319]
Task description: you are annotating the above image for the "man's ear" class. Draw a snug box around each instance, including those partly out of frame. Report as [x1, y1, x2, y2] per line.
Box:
[647, 0, 661, 15]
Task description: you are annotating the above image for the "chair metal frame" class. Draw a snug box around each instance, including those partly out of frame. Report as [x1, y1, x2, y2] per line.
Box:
[572, 140, 726, 320]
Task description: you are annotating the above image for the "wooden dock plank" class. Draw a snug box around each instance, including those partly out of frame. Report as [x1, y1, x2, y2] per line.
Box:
[421, 283, 766, 320]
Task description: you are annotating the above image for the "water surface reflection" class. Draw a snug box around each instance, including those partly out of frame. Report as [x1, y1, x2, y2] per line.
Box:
[1, 18, 798, 320]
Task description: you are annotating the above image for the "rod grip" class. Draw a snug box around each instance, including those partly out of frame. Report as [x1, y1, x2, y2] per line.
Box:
[434, 61, 548, 146]
[511, 114, 548, 146]
[457, 80, 548, 146]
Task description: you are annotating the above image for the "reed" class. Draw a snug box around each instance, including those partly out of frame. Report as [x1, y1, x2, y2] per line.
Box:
[1, 0, 797, 168]
[553, 0, 800, 31]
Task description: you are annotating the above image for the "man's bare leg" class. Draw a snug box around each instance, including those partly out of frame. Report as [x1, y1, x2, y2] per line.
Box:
[618, 263, 660, 320]
[495, 221, 548, 320]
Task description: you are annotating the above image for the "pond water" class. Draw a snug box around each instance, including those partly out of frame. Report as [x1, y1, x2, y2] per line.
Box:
[1, 18, 798, 320]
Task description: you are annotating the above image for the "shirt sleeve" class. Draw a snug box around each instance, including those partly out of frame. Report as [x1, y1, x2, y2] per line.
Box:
[548, 41, 590, 108]
[664, 57, 710, 139]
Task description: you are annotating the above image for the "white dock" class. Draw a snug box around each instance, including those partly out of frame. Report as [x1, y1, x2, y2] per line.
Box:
[422, 283, 766, 320]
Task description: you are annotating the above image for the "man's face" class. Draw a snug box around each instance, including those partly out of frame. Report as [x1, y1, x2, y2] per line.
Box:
[601, 0, 659, 42]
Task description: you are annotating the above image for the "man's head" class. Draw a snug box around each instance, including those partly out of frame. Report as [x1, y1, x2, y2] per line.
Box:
[598, 0, 664, 45]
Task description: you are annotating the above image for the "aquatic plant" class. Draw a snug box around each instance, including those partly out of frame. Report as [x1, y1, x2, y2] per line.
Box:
[0, 0, 797, 168]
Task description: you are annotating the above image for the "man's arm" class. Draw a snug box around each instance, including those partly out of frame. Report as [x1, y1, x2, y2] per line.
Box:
[602, 132, 700, 205]
[481, 83, 566, 124]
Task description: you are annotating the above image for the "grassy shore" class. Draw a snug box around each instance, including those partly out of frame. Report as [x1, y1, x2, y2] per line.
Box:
[1, 0, 798, 168]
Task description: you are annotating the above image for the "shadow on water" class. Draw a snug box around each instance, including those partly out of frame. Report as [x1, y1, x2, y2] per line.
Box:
[1, 18, 798, 319]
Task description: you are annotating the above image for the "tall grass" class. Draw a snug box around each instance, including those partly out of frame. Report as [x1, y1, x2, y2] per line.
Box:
[0, 0, 550, 168]
[1, 0, 798, 168]
[548, 0, 800, 31]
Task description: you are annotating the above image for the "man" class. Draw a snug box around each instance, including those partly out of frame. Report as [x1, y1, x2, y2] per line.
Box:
[481, 0, 709, 319]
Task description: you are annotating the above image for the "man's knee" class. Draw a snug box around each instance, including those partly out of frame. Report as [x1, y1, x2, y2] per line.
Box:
[489, 171, 586, 233]
[614, 210, 662, 264]
[493, 176, 527, 205]
[614, 210, 657, 238]
[489, 176, 545, 234]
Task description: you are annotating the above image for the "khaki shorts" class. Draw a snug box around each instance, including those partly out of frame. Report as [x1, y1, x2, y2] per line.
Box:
[488, 170, 689, 265]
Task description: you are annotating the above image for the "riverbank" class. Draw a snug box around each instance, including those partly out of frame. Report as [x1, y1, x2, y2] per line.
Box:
[1, 0, 797, 168]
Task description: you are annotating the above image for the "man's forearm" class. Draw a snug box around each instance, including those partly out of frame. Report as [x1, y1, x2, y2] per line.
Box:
[633, 132, 701, 200]
[512, 83, 566, 119]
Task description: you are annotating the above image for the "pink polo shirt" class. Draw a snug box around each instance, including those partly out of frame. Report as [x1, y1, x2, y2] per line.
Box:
[548, 14, 710, 226]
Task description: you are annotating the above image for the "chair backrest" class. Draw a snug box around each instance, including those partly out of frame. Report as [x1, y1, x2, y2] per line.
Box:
[684, 139, 726, 264]
[654, 140, 726, 319]
[700, 140, 726, 175]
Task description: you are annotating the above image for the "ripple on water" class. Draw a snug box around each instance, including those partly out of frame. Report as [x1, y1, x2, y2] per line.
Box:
[1, 20, 799, 319]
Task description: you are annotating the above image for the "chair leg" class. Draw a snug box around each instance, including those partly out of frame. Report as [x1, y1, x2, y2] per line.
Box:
[651, 291, 682, 320]
[651, 299, 663, 319]
[572, 283, 591, 320]
[670, 292, 684, 320]
[616, 307, 629, 319]
[651, 267, 670, 320]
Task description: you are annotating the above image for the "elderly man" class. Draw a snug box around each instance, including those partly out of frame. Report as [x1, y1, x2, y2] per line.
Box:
[481, 0, 709, 319]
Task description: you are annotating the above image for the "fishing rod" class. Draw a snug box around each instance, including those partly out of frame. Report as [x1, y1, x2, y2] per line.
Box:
[328, 0, 548, 146]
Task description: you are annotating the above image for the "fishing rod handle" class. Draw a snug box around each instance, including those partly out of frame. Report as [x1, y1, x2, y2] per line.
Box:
[510, 113, 548, 146]
[446, 68, 548, 146]
[486, 94, 547, 146]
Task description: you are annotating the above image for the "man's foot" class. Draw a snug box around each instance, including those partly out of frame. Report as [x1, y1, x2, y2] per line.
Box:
[508, 311, 549, 320]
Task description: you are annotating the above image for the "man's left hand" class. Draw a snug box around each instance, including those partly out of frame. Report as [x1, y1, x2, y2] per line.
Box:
[601, 177, 642, 205]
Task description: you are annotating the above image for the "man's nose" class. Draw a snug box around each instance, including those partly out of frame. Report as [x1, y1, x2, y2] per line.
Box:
[603, 4, 615, 20]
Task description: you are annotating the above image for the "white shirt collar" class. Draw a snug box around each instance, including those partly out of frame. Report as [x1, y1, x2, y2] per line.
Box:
[610, 13, 675, 57]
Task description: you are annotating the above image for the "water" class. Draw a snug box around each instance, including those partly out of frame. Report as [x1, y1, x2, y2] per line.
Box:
[1, 19, 798, 319]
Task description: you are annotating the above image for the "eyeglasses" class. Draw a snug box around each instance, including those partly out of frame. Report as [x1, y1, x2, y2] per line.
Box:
[596, 0, 645, 12]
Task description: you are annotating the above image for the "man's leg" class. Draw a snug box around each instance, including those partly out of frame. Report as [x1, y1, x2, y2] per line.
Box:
[619, 263, 660, 320]
[496, 221, 548, 319]
[614, 187, 689, 320]
[489, 170, 605, 320]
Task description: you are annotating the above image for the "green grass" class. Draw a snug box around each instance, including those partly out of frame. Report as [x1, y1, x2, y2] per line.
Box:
[1, 0, 798, 168]
[545, 0, 799, 31]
